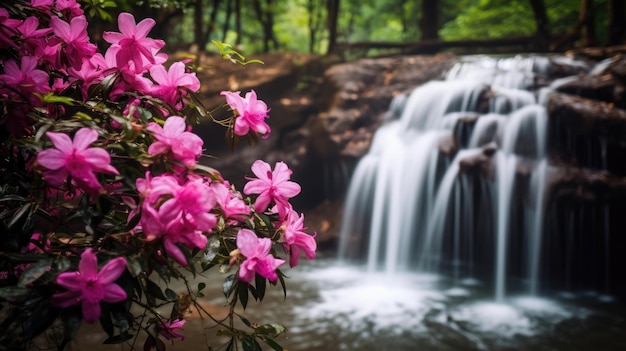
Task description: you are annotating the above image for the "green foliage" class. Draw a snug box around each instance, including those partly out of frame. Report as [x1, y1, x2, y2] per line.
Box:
[441, 0, 537, 40]
[81, 0, 117, 21]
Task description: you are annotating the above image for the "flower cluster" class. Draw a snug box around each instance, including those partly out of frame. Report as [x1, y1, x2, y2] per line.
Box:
[0, 1, 316, 350]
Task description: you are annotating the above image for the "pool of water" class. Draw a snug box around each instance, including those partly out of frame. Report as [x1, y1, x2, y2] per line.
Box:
[74, 257, 626, 351]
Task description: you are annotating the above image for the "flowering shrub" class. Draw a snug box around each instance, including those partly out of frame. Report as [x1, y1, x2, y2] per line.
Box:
[0, 1, 317, 350]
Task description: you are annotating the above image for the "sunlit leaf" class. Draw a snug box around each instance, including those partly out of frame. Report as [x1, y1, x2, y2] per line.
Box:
[17, 259, 52, 287]
[39, 93, 76, 106]
[203, 235, 221, 264]
[223, 274, 236, 298]
[254, 323, 287, 338]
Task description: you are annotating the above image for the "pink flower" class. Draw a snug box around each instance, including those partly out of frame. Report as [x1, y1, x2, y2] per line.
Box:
[158, 177, 217, 232]
[236, 229, 284, 283]
[0, 56, 50, 100]
[279, 210, 317, 267]
[102, 12, 165, 73]
[0, 9, 20, 48]
[141, 205, 209, 266]
[29, 0, 54, 9]
[17, 16, 52, 55]
[243, 160, 301, 219]
[146, 116, 204, 166]
[51, 249, 127, 323]
[37, 128, 119, 192]
[49, 15, 97, 70]
[26, 232, 51, 253]
[67, 53, 107, 100]
[220, 90, 270, 138]
[150, 61, 200, 108]
[55, 0, 84, 18]
[212, 182, 250, 222]
[159, 319, 186, 342]
[17, 16, 52, 39]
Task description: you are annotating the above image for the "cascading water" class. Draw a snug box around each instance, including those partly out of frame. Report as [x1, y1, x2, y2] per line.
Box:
[339, 55, 580, 300]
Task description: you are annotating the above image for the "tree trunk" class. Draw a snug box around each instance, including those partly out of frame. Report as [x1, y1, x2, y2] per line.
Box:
[580, 0, 597, 47]
[202, 0, 223, 47]
[419, 0, 439, 41]
[235, 0, 242, 45]
[222, 0, 232, 42]
[326, 0, 340, 55]
[528, 0, 551, 50]
[252, 0, 279, 52]
[307, 0, 323, 53]
[608, 0, 626, 45]
[194, 0, 204, 49]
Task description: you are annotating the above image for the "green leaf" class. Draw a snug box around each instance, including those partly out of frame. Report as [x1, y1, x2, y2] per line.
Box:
[24, 306, 59, 339]
[8, 202, 33, 229]
[17, 259, 52, 287]
[60, 307, 82, 341]
[259, 336, 285, 351]
[238, 281, 249, 310]
[126, 256, 142, 278]
[145, 279, 167, 301]
[254, 274, 266, 302]
[203, 235, 221, 264]
[164, 288, 178, 301]
[277, 270, 287, 299]
[0, 286, 28, 300]
[99, 308, 114, 337]
[223, 274, 236, 298]
[254, 323, 287, 338]
[238, 315, 252, 328]
[39, 93, 76, 106]
[241, 335, 262, 351]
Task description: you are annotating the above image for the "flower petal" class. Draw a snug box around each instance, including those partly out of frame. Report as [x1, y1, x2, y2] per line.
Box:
[72, 128, 98, 151]
[102, 283, 127, 303]
[163, 116, 186, 136]
[56, 271, 83, 290]
[82, 299, 101, 323]
[236, 228, 258, 258]
[250, 160, 271, 181]
[51, 290, 81, 308]
[46, 131, 73, 153]
[134, 17, 156, 38]
[96, 257, 127, 285]
[78, 248, 98, 278]
[117, 12, 136, 36]
[37, 149, 66, 170]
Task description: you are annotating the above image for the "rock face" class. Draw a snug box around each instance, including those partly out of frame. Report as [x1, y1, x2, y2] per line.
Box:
[307, 52, 626, 297]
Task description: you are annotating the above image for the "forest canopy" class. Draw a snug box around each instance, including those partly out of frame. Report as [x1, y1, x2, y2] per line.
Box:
[95, 0, 622, 56]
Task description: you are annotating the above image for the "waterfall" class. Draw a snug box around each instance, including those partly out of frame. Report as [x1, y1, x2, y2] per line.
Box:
[339, 55, 588, 300]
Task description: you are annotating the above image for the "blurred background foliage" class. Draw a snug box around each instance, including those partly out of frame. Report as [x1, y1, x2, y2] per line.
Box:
[90, 0, 622, 57]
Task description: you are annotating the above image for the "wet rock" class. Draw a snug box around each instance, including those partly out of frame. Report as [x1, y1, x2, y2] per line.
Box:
[319, 54, 457, 159]
[546, 92, 626, 175]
